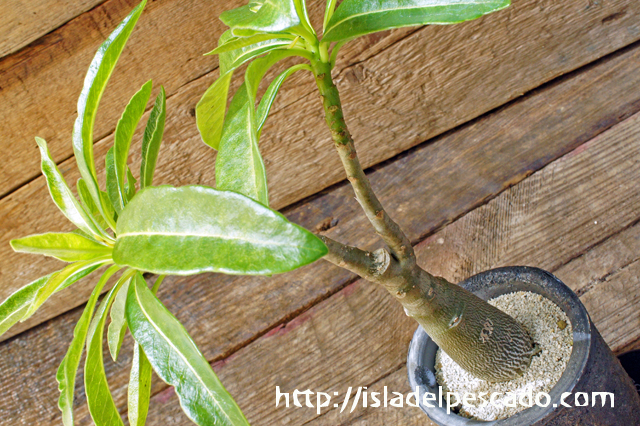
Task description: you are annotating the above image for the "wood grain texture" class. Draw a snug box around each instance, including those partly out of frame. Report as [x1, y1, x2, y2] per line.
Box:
[2, 46, 640, 423]
[3, 0, 640, 336]
[0, 0, 105, 58]
[0, 0, 408, 198]
[144, 110, 640, 425]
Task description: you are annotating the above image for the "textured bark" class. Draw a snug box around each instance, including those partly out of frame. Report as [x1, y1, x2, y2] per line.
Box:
[311, 59, 535, 382]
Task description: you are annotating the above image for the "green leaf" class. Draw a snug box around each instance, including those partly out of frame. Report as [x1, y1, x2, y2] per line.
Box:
[35, 137, 107, 240]
[197, 31, 305, 151]
[77, 178, 109, 230]
[196, 71, 234, 150]
[11, 232, 112, 262]
[113, 80, 153, 211]
[25, 256, 112, 319]
[220, 0, 307, 38]
[140, 86, 166, 188]
[256, 63, 309, 132]
[323, 0, 510, 42]
[0, 274, 51, 336]
[126, 274, 250, 426]
[208, 33, 295, 55]
[107, 276, 132, 361]
[85, 274, 129, 426]
[128, 343, 152, 426]
[106, 147, 122, 214]
[57, 265, 120, 426]
[113, 185, 328, 275]
[126, 167, 137, 201]
[72, 0, 146, 228]
[323, 0, 339, 32]
[216, 83, 269, 205]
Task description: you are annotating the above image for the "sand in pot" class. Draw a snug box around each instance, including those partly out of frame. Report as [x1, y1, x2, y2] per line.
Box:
[435, 291, 573, 421]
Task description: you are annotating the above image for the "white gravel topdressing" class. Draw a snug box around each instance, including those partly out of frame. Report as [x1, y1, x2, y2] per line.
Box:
[435, 291, 573, 421]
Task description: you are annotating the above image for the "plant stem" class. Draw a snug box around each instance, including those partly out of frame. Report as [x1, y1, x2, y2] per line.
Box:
[310, 60, 415, 266]
[310, 58, 538, 383]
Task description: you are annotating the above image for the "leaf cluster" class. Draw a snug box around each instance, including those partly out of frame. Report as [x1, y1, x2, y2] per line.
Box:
[3, 0, 510, 424]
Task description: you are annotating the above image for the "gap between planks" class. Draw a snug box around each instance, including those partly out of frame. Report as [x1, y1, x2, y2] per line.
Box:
[154, 109, 640, 426]
[4, 3, 640, 338]
[2, 34, 640, 424]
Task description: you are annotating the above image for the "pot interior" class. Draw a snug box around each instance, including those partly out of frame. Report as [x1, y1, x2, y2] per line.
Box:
[407, 266, 591, 425]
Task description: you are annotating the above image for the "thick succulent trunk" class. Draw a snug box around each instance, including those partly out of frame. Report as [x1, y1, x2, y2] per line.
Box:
[312, 58, 536, 382]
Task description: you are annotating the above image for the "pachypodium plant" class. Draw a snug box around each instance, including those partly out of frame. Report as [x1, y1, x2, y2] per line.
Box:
[1, 0, 538, 425]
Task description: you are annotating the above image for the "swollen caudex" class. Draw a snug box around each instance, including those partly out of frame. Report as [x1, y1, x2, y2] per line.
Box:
[436, 291, 573, 420]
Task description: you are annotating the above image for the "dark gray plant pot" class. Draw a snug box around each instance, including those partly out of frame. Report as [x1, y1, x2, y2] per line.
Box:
[406, 266, 640, 425]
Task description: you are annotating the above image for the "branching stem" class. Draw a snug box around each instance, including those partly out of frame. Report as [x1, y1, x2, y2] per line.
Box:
[309, 57, 537, 383]
[310, 60, 415, 266]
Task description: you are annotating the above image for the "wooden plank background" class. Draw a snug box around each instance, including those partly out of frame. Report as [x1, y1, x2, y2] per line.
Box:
[1, 0, 639, 425]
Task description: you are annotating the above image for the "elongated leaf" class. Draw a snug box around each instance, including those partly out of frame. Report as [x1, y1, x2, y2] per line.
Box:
[323, 0, 339, 32]
[113, 80, 153, 211]
[323, 0, 510, 42]
[77, 178, 109, 230]
[0, 274, 51, 336]
[106, 147, 123, 215]
[107, 275, 133, 361]
[11, 232, 112, 262]
[197, 32, 301, 150]
[140, 87, 166, 188]
[36, 137, 106, 240]
[216, 84, 269, 205]
[57, 265, 120, 426]
[113, 185, 327, 275]
[25, 256, 112, 319]
[126, 274, 250, 426]
[208, 33, 295, 55]
[126, 167, 137, 201]
[196, 71, 234, 150]
[85, 275, 128, 426]
[256, 64, 309, 132]
[220, 0, 306, 37]
[128, 343, 152, 426]
[293, 0, 315, 36]
[72, 0, 146, 226]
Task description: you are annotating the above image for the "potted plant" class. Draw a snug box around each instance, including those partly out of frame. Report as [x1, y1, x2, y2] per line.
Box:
[2, 0, 639, 425]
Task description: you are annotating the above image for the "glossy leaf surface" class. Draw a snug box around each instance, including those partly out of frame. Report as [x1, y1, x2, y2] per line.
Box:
[216, 84, 268, 205]
[77, 179, 109, 230]
[197, 32, 301, 151]
[323, 0, 510, 42]
[85, 276, 127, 426]
[0, 274, 51, 336]
[220, 0, 305, 37]
[25, 256, 112, 319]
[72, 0, 146, 222]
[113, 185, 327, 275]
[11, 232, 112, 262]
[113, 80, 152, 211]
[256, 64, 309, 132]
[36, 137, 105, 239]
[196, 71, 234, 150]
[140, 86, 166, 188]
[209, 33, 295, 55]
[105, 147, 122, 214]
[57, 265, 119, 426]
[107, 275, 132, 361]
[126, 274, 250, 426]
[127, 274, 161, 425]
[128, 343, 152, 426]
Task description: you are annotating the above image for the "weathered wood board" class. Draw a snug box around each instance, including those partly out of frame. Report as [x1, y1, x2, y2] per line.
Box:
[0, 0, 104, 58]
[2, 45, 640, 423]
[3, 0, 640, 336]
[143, 110, 640, 425]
